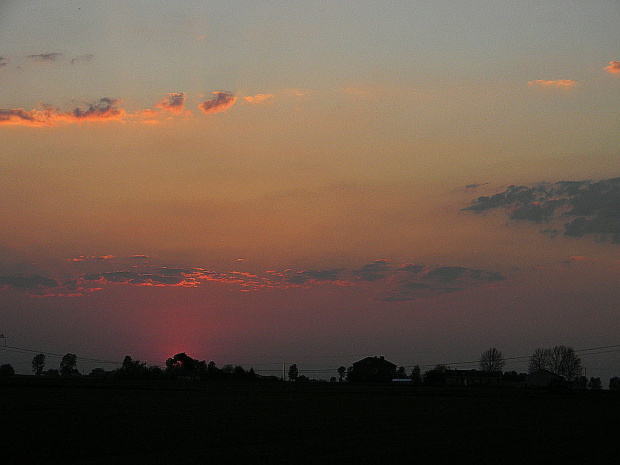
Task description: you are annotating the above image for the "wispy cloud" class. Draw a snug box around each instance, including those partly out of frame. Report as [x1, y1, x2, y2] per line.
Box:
[198, 91, 236, 115]
[604, 61, 620, 75]
[27, 52, 63, 62]
[273, 260, 506, 302]
[527, 79, 577, 89]
[82, 270, 199, 288]
[244, 93, 274, 104]
[341, 84, 390, 99]
[70, 54, 93, 65]
[0, 257, 507, 301]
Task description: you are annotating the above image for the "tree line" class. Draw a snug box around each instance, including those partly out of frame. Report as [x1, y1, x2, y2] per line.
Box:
[0, 345, 618, 389]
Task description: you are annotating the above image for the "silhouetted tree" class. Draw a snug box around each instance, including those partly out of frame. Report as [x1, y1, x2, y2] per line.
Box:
[588, 377, 602, 390]
[502, 370, 526, 386]
[553, 346, 582, 381]
[610, 377, 620, 391]
[423, 364, 448, 386]
[166, 353, 198, 372]
[206, 361, 219, 380]
[89, 368, 108, 379]
[410, 365, 422, 385]
[396, 366, 408, 379]
[120, 355, 144, 377]
[479, 347, 505, 372]
[528, 346, 582, 381]
[288, 364, 298, 381]
[0, 364, 15, 377]
[572, 376, 588, 390]
[165, 353, 209, 379]
[528, 348, 552, 373]
[117, 355, 163, 379]
[43, 368, 59, 377]
[122, 355, 136, 370]
[232, 365, 246, 380]
[337, 366, 346, 382]
[60, 353, 79, 377]
[32, 353, 46, 376]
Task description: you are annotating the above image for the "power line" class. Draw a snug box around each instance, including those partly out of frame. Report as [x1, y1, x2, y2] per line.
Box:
[0, 345, 121, 365]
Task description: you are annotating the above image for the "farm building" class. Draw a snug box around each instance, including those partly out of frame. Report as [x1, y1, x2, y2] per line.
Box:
[349, 356, 397, 383]
[525, 369, 564, 388]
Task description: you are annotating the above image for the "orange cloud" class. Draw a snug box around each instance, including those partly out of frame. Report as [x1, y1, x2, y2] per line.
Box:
[244, 93, 274, 104]
[136, 108, 160, 124]
[283, 88, 311, 99]
[527, 79, 577, 89]
[155, 92, 188, 114]
[198, 91, 236, 115]
[0, 98, 126, 127]
[604, 61, 620, 75]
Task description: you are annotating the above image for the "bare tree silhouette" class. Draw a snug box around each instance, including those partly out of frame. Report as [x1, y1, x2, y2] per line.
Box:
[479, 347, 505, 372]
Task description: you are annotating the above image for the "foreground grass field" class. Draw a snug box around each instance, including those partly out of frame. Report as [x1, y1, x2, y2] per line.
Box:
[1, 378, 619, 464]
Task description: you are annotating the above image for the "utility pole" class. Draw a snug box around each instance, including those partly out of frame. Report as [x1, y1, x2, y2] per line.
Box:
[282, 362, 285, 381]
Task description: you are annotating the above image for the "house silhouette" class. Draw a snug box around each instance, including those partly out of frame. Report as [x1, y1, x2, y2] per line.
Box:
[350, 356, 397, 383]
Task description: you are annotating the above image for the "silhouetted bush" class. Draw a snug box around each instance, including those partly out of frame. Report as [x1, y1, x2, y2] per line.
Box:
[0, 363, 15, 377]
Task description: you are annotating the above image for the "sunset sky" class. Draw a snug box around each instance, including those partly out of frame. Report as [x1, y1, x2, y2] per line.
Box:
[1, 1, 619, 381]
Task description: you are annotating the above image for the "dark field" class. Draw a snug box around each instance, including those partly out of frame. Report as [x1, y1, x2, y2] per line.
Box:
[1, 378, 619, 464]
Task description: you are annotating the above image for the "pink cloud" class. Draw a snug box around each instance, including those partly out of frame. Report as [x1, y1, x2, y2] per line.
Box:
[527, 79, 578, 89]
[198, 91, 236, 115]
[604, 61, 620, 75]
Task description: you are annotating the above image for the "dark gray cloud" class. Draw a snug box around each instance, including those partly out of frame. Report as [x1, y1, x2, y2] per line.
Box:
[463, 177, 620, 242]
[374, 264, 506, 302]
[398, 264, 424, 274]
[353, 260, 391, 281]
[70, 98, 122, 119]
[27, 53, 63, 62]
[0, 275, 59, 290]
[285, 268, 345, 284]
[424, 266, 468, 283]
[465, 182, 489, 189]
[70, 54, 93, 65]
[0, 258, 507, 302]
